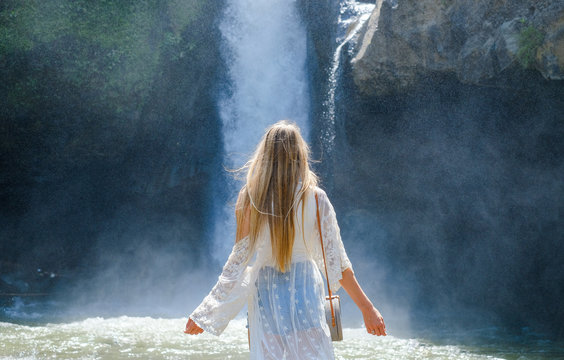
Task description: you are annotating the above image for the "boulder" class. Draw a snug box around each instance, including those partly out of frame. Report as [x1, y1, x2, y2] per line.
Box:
[538, 10, 564, 80]
[352, 0, 564, 96]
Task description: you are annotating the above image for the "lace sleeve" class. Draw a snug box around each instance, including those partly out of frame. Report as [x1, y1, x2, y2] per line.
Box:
[315, 189, 353, 293]
[189, 236, 252, 336]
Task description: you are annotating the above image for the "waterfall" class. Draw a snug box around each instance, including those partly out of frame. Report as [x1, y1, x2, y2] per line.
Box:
[321, 0, 375, 153]
[212, 0, 310, 260]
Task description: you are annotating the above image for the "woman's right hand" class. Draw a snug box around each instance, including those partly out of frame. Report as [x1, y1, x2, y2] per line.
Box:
[362, 306, 386, 336]
[184, 318, 204, 335]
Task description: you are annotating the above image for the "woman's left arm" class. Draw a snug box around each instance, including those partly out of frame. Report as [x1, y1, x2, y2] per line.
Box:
[339, 268, 387, 336]
[316, 189, 386, 335]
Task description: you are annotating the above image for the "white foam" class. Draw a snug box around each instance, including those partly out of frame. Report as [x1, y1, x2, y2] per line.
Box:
[0, 317, 507, 359]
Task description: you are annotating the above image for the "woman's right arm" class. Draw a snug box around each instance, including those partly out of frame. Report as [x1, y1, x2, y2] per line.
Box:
[185, 236, 251, 336]
[185, 189, 251, 336]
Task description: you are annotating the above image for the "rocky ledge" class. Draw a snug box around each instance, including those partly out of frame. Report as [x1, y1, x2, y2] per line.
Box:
[352, 0, 564, 97]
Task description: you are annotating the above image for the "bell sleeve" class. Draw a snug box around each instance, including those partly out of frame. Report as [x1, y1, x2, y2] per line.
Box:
[189, 236, 252, 336]
[315, 189, 353, 293]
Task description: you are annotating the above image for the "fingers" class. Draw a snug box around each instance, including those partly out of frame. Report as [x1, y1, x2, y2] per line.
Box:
[185, 327, 203, 335]
[366, 324, 386, 336]
[378, 324, 386, 336]
[185, 319, 203, 335]
[365, 314, 387, 336]
[377, 318, 387, 336]
[377, 317, 387, 336]
[366, 327, 385, 335]
[184, 318, 204, 335]
[184, 324, 202, 335]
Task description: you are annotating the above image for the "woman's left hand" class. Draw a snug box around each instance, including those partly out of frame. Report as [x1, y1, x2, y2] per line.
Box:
[362, 306, 387, 336]
[184, 318, 204, 335]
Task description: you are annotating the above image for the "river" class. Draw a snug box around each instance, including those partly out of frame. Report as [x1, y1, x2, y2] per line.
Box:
[1, 317, 562, 359]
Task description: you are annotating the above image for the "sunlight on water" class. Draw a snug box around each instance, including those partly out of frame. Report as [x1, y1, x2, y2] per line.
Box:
[4, 317, 560, 359]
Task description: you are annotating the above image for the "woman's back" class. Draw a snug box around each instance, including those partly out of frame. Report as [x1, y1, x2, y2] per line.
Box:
[253, 187, 318, 267]
[249, 187, 335, 359]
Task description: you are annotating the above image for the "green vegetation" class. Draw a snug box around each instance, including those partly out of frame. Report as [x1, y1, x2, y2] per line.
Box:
[0, 0, 222, 211]
[0, 0, 204, 118]
[517, 24, 544, 69]
[0, 0, 223, 273]
[0, 0, 216, 168]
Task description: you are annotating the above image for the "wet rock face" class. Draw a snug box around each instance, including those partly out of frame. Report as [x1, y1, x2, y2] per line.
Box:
[329, 67, 564, 336]
[352, 0, 564, 97]
[304, 0, 564, 337]
[0, 1, 225, 289]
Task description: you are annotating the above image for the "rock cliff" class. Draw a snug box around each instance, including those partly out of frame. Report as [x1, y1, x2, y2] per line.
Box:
[312, 0, 564, 337]
[0, 1, 225, 301]
[352, 0, 564, 96]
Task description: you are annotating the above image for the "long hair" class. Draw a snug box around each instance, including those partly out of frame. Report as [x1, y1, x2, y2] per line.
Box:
[236, 120, 318, 272]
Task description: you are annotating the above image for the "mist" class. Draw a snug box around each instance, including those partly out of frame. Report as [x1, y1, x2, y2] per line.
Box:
[1, 0, 563, 345]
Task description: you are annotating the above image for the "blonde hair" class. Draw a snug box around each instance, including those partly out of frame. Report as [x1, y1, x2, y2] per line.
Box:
[236, 120, 318, 272]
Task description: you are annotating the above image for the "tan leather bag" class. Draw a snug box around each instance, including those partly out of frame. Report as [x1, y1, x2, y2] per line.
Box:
[315, 193, 344, 341]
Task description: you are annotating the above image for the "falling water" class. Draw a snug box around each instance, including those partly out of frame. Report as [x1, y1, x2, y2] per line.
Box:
[212, 0, 310, 260]
[320, 1, 375, 152]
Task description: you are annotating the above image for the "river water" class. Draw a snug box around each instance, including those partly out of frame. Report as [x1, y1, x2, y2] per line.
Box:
[1, 317, 562, 359]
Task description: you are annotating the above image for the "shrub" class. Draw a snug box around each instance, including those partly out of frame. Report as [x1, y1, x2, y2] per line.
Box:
[517, 25, 544, 69]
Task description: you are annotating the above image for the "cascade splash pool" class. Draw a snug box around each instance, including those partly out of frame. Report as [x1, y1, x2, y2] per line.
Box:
[2, 317, 563, 359]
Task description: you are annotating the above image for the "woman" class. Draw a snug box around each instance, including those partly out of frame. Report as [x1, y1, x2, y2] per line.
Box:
[185, 121, 386, 359]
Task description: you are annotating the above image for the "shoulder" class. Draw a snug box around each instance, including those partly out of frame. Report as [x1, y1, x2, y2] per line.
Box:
[309, 186, 330, 205]
[311, 185, 326, 197]
[310, 186, 338, 215]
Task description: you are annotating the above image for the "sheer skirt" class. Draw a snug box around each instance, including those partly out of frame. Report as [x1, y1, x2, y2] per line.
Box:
[249, 260, 334, 360]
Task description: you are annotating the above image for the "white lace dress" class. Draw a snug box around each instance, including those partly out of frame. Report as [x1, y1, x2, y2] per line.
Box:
[190, 187, 352, 360]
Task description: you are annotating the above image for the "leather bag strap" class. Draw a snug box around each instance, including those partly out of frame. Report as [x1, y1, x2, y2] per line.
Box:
[315, 193, 336, 327]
